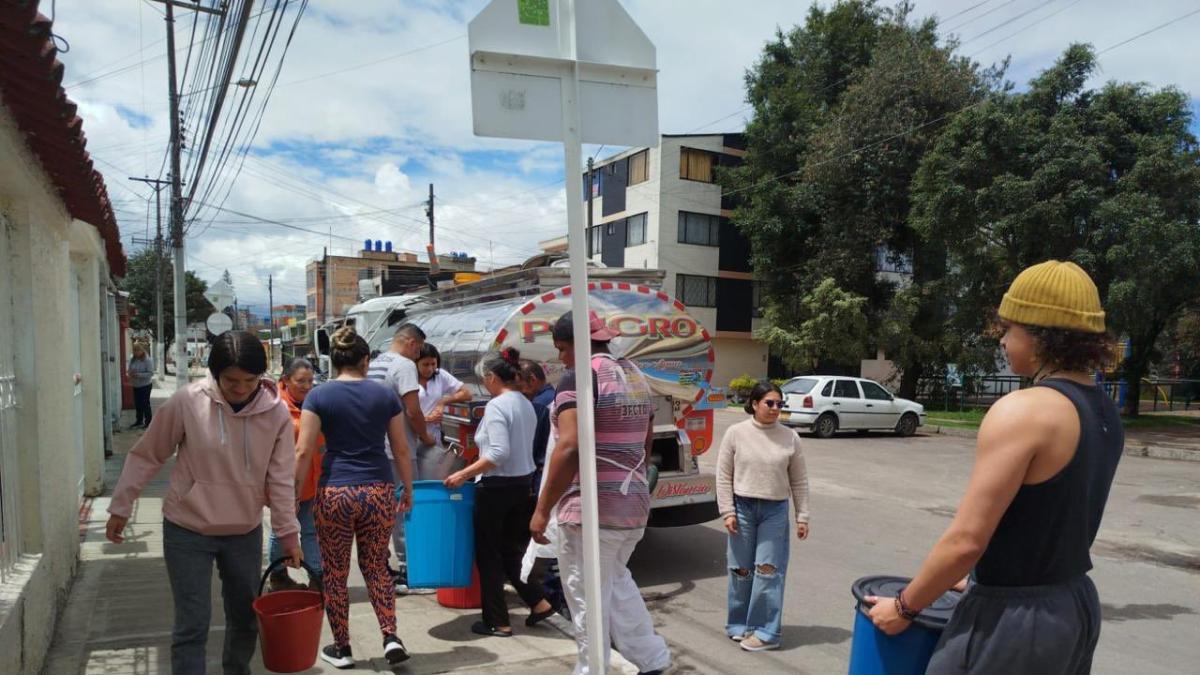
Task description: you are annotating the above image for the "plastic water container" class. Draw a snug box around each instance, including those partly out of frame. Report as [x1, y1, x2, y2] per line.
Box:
[403, 480, 475, 588]
[436, 564, 482, 609]
[848, 575, 961, 675]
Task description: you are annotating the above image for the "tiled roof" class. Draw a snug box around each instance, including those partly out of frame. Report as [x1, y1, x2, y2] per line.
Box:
[0, 1, 126, 277]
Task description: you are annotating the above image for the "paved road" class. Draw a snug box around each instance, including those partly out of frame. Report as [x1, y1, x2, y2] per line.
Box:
[628, 409, 1200, 674]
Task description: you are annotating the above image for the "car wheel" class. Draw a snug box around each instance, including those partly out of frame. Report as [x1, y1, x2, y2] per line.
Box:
[895, 413, 919, 437]
[814, 413, 838, 439]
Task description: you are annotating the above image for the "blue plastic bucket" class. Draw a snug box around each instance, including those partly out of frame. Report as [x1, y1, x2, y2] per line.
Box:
[848, 576, 961, 675]
[403, 480, 476, 588]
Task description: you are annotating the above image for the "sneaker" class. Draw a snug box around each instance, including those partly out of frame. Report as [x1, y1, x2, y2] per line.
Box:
[394, 581, 436, 596]
[729, 632, 751, 642]
[739, 635, 779, 652]
[383, 634, 410, 665]
[320, 644, 354, 669]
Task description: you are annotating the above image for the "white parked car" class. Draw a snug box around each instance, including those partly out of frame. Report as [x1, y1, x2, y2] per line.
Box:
[778, 376, 925, 438]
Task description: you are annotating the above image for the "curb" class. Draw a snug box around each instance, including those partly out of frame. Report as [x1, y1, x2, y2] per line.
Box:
[1124, 444, 1200, 462]
[929, 426, 1200, 462]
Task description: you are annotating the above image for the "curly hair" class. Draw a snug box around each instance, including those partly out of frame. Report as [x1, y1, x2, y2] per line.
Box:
[1025, 326, 1115, 374]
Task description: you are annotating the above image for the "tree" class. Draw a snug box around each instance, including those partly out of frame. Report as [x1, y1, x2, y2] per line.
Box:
[725, 1, 994, 396]
[912, 45, 1200, 415]
[121, 249, 215, 353]
[724, 0, 888, 372]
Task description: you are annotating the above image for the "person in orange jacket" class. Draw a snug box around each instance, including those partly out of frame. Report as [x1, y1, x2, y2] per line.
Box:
[266, 357, 325, 590]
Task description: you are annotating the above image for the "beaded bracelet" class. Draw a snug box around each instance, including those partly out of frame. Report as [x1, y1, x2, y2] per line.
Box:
[895, 588, 920, 621]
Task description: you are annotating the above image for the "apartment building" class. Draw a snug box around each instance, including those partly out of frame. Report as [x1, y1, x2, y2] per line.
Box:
[574, 133, 767, 385]
[305, 243, 476, 335]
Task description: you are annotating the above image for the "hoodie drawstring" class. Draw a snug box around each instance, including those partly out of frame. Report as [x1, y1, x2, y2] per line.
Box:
[217, 404, 228, 445]
[243, 418, 249, 471]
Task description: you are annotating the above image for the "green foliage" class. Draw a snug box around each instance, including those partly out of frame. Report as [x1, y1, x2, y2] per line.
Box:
[725, 1, 994, 395]
[729, 375, 758, 400]
[121, 249, 215, 349]
[912, 44, 1200, 413]
[756, 278, 871, 371]
[770, 378, 790, 388]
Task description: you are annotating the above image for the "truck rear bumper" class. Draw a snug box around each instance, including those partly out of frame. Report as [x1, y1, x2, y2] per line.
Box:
[651, 471, 716, 510]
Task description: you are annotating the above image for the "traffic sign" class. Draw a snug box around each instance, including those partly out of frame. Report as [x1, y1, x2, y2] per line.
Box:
[206, 312, 233, 335]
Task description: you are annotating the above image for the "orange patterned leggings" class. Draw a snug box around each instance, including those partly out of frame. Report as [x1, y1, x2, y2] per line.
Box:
[315, 483, 397, 646]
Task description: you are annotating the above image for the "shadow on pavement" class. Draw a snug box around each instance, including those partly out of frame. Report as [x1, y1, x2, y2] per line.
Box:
[780, 623, 853, 651]
[1101, 603, 1196, 623]
[629, 524, 728, 585]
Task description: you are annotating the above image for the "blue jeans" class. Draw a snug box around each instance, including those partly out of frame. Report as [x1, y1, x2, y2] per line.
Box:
[267, 498, 322, 573]
[726, 496, 790, 643]
[163, 520, 262, 675]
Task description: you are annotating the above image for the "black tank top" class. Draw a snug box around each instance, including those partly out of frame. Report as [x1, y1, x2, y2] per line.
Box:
[974, 379, 1124, 586]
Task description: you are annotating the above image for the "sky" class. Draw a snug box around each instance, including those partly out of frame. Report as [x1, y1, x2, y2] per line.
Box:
[48, 0, 1200, 313]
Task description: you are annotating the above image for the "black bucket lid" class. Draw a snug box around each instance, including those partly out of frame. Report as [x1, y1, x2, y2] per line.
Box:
[852, 575, 961, 631]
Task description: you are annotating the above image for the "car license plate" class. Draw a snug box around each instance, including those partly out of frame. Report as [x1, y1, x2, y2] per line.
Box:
[780, 412, 791, 421]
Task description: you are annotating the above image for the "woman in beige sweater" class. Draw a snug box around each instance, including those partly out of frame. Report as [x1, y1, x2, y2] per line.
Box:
[717, 381, 810, 652]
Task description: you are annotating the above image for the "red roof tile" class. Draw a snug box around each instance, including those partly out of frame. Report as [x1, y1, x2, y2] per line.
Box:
[0, 1, 126, 277]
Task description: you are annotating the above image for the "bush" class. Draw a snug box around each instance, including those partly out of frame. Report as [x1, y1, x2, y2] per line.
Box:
[770, 378, 789, 388]
[729, 374, 758, 401]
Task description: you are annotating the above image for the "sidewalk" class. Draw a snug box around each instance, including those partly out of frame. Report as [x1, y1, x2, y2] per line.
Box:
[43, 378, 636, 674]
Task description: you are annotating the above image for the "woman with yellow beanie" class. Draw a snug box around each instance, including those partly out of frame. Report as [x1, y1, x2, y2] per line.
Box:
[864, 260, 1124, 674]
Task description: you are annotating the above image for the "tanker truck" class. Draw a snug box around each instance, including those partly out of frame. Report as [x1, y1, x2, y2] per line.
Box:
[362, 265, 724, 528]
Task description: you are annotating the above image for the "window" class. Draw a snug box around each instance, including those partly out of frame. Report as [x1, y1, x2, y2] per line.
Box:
[821, 381, 834, 397]
[782, 378, 819, 395]
[861, 381, 893, 401]
[676, 274, 717, 307]
[606, 222, 616, 236]
[833, 380, 861, 398]
[751, 281, 764, 318]
[677, 211, 720, 246]
[628, 150, 649, 185]
[0, 215, 20, 579]
[679, 147, 715, 182]
[626, 213, 647, 246]
[588, 226, 603, 257]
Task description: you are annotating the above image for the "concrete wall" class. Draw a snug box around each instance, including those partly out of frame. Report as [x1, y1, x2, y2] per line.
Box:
[712, 336, 770, 388]
[0, 102, 110, 674]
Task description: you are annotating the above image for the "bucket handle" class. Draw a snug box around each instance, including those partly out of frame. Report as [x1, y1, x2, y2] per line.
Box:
[258, 557, 324, 598]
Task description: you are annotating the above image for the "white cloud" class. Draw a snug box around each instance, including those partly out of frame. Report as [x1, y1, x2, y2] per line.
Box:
[51, 0, 1200, 309]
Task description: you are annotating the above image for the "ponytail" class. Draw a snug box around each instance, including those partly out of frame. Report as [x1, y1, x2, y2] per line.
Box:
[484, 347, 522, 384]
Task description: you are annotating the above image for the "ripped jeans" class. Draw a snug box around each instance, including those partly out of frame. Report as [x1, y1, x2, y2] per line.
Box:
[726, 495, 790, 643]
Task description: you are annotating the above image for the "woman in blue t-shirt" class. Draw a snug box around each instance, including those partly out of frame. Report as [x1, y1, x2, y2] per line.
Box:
[296, 326, 414, 669]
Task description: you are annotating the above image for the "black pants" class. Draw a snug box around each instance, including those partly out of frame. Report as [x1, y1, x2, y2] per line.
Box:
[474, 477, 544, 628]
[133, 384, 153, 426]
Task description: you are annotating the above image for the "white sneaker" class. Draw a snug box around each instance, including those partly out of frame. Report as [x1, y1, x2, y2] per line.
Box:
[320, 644, 354, 669]
[740, 636, 779, 652]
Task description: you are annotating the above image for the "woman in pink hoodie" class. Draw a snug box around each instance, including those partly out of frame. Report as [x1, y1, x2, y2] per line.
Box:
[105, 331, 301, 675]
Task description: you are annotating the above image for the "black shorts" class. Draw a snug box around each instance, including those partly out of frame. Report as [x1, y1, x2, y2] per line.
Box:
[926, 574, 1101, 675]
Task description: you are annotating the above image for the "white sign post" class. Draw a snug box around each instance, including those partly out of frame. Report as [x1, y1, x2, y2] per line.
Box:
[468, 0, 657, 669]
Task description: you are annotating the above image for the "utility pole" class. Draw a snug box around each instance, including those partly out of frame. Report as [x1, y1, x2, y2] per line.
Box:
[586, 156, 595, 253]
[151, 0, 224, 388]
[130, 176, 170, 381]
[268, 274, 276, 371]
[425, 183, 435, 250]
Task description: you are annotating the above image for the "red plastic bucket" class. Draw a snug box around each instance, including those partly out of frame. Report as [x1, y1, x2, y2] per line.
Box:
[253, 559, 324, 673]
[437, 565, 482, 609]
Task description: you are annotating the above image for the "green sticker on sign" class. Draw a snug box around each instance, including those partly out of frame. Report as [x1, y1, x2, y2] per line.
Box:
[518, 0, 550, 26]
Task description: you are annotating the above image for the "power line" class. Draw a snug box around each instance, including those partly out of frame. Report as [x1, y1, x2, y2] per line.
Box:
[1097, 6, 1200, 55]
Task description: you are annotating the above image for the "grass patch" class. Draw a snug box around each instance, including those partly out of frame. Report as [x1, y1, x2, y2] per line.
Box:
[926, 408, 1199, 431]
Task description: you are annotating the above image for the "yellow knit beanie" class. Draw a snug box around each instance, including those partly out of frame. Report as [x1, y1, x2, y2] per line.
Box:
[998, 260, 1105, 333]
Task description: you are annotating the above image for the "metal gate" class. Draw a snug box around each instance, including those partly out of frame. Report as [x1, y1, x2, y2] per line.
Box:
[0, 213, 22, 581]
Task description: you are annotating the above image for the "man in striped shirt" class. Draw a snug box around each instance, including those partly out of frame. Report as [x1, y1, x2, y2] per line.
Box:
[531, 311, 670, 675]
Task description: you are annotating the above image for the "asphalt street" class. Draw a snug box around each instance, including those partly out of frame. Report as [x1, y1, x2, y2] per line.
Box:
[627, 408, 1200, 675]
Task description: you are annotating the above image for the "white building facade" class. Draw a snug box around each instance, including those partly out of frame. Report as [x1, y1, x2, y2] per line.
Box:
[0, 6, 128, 671]
[580, 134, 767, 386]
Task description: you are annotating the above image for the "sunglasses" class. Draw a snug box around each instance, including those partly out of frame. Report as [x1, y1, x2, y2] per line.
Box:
[759, 400, 784, 409]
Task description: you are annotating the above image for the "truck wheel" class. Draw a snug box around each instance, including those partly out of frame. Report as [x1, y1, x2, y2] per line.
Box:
[648, 502, 719, 528]
[895, 413, 919, 437]
[814, 413, 838, 439]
